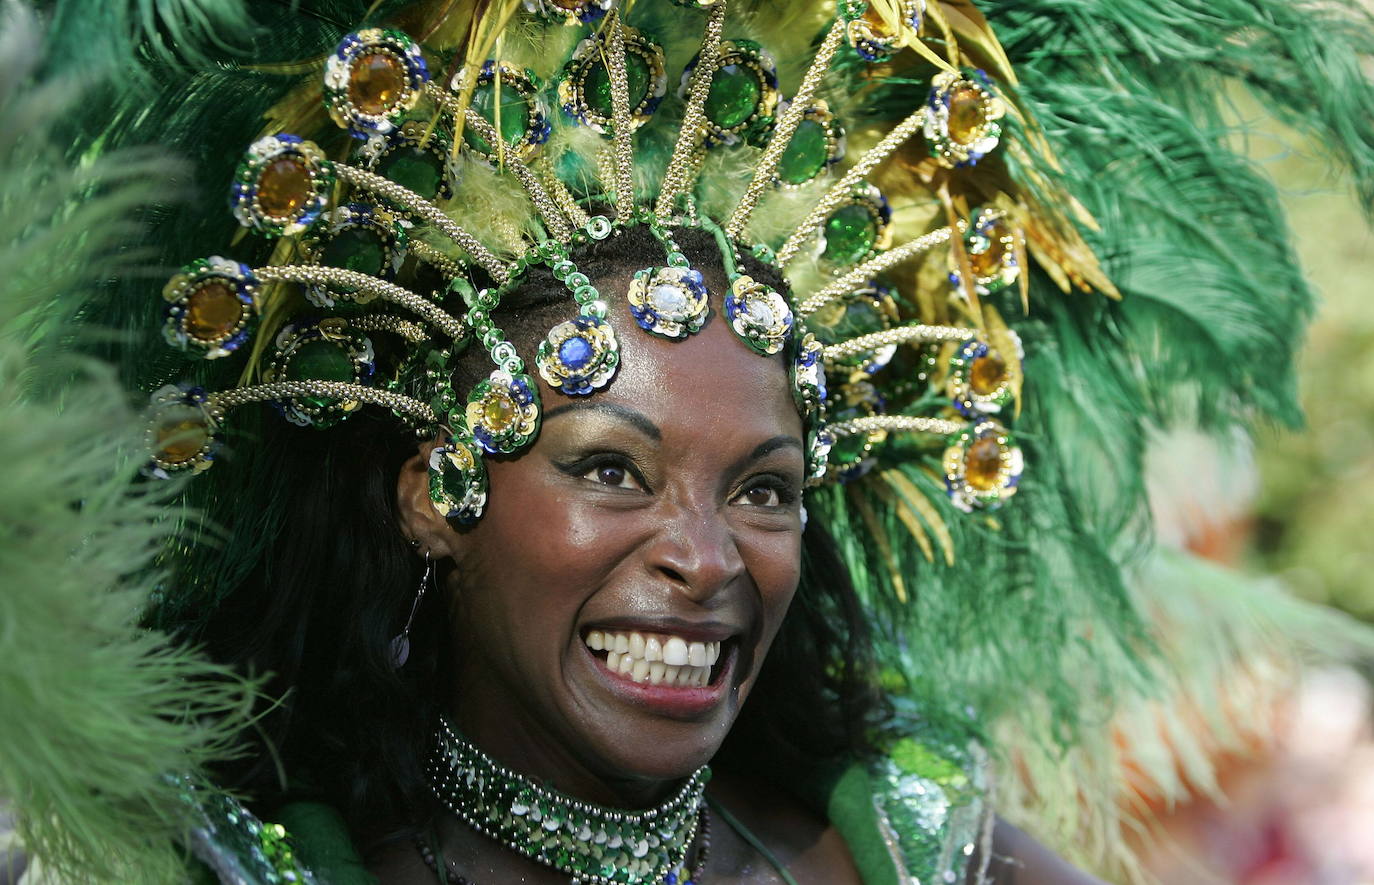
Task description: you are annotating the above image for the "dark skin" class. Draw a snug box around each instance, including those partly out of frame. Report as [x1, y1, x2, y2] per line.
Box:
[383, 260, 1106, 884]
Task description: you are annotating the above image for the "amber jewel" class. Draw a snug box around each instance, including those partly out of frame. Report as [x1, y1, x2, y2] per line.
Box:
[349, 52, 406, 115]
[947, 86, 987, 144]
[184, 281, 243, 341]
[155, 412, 210, 464]
[483, 392, 517, 429]
[969, 354, 1007, 396]
[965, 436, 1004, 491]
[257, 156, 312, 219]
[863, 6, 896, 37]
[968, 232, 1007, 278]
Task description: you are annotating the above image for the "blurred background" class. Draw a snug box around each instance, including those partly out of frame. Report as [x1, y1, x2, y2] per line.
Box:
[1130, 102, 1374, 884]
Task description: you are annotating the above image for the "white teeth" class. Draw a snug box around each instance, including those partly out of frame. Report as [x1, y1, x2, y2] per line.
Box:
[587, 630, 727, 685]
[663, 637, 689, 666]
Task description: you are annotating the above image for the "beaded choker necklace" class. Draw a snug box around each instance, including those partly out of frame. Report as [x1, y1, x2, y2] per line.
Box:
[427, 716, 710, 885]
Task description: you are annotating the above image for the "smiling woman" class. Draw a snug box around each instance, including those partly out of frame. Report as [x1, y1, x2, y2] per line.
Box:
[13, 0, 1374, 882]
[203, 226, 897, 882]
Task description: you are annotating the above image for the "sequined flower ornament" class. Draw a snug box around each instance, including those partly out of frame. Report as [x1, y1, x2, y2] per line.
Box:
[144, 384, 219, 477]
[924, 71, 1005, 168]
[946, 334, 1021, 417]
[466, 371, 541, 454]
[725, 275, 793, 355]
[230, 135, 333, 237]
[303, 204, 407, 308]
[627, 266, 710, 338]
[949, 207, 1020, 296]
[161, 256, 259, 359]
[323, 29, 430, 138]
[263, 319, 377, 428]
[943, 420, 1022, 511]
[536, 315, 621, 395]
[429, 429, 489, 524]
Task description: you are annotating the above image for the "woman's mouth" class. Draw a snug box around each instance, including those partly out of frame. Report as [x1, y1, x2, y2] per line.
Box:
[583, 629, 730, 688]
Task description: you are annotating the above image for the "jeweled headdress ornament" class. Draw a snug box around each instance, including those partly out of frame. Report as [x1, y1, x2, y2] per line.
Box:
[145, 1, 1094, 539]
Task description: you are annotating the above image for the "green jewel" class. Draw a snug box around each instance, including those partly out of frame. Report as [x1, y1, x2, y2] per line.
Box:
[466, 81, 531, 154]
[705, 63, 761, 130]
[778, 118, 829, 184]
[823, 203, 877, 265]
[586, 51, 650, 118]
[321, 225, 385, 276]
[288, 339, 354, 383]
[375, 144, 444, 196]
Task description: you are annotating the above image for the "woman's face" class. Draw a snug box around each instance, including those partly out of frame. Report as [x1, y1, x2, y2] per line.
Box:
[410, 263, 805, 798]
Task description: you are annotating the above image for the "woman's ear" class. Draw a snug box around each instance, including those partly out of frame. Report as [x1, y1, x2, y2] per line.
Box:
[396, 436, 463, 560]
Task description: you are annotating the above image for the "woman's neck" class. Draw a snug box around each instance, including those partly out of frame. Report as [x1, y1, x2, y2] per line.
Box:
[450, 692, 692, 809]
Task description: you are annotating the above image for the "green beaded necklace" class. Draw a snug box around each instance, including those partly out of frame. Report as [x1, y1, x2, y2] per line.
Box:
[427, 716, 710, 885]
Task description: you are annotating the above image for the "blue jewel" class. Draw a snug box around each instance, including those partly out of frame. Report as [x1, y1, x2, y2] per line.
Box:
[558, 335, 593, 370]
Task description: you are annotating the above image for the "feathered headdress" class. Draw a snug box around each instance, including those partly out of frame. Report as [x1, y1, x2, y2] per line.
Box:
[8, 0, 1374, 879]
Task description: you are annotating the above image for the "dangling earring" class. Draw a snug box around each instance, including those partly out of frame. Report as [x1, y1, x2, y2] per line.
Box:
[390, 548, 432, 669]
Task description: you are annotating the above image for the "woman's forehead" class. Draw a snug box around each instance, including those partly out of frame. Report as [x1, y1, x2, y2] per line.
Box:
[556, 290, 800, 441]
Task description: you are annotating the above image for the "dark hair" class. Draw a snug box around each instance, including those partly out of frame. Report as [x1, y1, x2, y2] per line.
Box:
[199, 225, 887, 843]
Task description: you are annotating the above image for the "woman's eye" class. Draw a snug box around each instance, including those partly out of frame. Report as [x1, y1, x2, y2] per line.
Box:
[583, 463, 638, 489]
[739, 484, 782, 507]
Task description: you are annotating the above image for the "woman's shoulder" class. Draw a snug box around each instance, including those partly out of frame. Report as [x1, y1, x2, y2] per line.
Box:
[708, 768, 863, 883]
[709, 729, 989, 884]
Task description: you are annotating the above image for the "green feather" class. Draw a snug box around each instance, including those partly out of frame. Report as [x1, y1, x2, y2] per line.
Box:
[0, 5, 254, 879]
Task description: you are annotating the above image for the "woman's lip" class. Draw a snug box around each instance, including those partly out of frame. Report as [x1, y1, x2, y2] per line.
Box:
[580, 618, 737, 643]
[582, 643, 733, 718]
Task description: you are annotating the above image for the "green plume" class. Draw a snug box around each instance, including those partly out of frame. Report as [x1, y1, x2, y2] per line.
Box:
[0, 4, 253, 880]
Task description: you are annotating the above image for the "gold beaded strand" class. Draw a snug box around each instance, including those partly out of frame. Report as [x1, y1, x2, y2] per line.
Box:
[654, 1, 729, 219]
[724, 18, 846, 241]
[776, 107, 928, 267]
[797, 227, 953, 315]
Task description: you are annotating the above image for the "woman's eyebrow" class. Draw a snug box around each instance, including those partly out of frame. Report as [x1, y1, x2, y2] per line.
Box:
[727, 435, 804, 478]
[542, 401, 662, 441]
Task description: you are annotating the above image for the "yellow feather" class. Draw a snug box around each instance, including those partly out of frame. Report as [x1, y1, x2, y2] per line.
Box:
[873, 479, 935, 564]
[850, 487, 908, 604]
[883, 468, 957, 566]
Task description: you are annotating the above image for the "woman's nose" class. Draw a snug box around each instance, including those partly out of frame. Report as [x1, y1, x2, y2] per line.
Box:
[645, 501, 746, 602]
